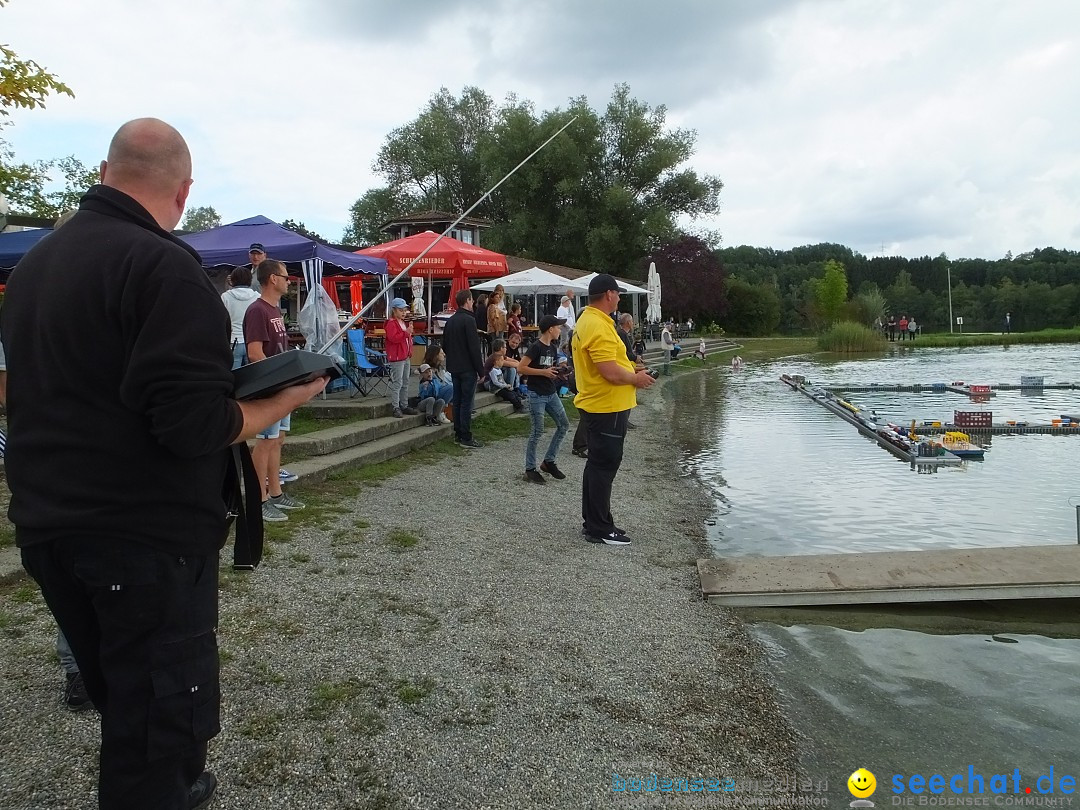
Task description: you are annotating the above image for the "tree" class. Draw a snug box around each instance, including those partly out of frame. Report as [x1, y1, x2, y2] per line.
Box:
[724, 278, 780, 336]
[648, 235, 727, 323]
[180, 205, 221, 233]
[2, 155, 98, 218]
[1, 0, 75, 205]
[342, 187, 420, 247]
[281, 219, 324, 243]
[345, 84, 723, 272]
[813, 260, 848, 327]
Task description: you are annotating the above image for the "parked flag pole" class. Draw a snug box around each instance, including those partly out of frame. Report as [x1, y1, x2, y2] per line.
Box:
[319, 116, 578, 353]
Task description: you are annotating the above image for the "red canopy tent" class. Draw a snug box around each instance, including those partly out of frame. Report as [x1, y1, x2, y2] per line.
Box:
[355, 231, 508, 315]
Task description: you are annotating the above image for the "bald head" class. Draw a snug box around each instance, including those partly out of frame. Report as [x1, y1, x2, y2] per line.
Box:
[100, 118, 193, 230]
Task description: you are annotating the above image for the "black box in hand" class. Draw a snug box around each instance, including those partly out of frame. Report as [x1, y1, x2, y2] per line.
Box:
[233, 351, 342, 401]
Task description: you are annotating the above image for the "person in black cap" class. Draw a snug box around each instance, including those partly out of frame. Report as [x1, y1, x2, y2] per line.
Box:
[572, 273, 655, 545]
[517, 314, 572, 484]
[245, 242, 267, 291]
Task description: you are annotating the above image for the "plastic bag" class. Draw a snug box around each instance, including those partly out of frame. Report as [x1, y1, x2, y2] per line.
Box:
[298, 284, 345, 364]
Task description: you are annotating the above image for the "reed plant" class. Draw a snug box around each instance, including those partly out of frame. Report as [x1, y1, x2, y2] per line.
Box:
[817, 321, 887, 352]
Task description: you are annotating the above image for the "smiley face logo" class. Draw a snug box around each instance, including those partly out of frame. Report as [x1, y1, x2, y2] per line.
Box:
[848, 768, 876, 798]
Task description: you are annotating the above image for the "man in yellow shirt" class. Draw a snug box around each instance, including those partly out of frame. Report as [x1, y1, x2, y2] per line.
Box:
[573, 274, 656, 545]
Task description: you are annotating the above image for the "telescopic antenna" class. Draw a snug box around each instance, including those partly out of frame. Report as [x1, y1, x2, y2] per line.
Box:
[318, 115, 578, 353]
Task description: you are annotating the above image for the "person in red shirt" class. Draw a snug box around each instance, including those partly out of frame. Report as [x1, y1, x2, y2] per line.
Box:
[898, 315, 909, 341]
[385, 297, 419, 418]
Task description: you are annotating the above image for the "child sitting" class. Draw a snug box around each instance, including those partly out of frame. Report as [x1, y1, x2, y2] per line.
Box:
[417, 364, 450, 426]
[487, 353, 524, 412]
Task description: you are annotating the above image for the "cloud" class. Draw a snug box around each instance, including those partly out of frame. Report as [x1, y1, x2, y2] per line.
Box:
[2, 0, 1078, 257]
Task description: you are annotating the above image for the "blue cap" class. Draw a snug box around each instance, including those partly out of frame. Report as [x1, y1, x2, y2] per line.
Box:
[390, 297, 408, 310]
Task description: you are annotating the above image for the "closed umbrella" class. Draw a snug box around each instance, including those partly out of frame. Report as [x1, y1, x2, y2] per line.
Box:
[646, 262, 662, 323]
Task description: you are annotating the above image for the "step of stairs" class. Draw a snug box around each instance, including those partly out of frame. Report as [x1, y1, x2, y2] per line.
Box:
[283, 394, 518, 484]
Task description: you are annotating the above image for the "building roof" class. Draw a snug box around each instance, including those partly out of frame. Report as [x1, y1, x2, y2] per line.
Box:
[379, 210, 493, 232]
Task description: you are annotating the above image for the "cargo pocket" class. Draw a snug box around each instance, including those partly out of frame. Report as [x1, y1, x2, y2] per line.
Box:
[147, 630, 221, 760]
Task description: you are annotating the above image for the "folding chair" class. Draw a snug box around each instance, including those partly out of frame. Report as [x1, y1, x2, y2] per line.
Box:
[345, 329, 390, 398]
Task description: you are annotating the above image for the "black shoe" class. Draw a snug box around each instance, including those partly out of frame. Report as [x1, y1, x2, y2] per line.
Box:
[582, 525, 627, 537]
[64, 672, 92, 712]
[402, 407, 419, 415]
[392, 408, 404, 418]
[457, 437, 483, 449]
[539, 460, 565, 480]
[525, 469, 546, 484]
[627, 421, 638, 430]
[585, 530, 632, 546]
[571, 448, 588, 458]
[188, 771, 217, 809]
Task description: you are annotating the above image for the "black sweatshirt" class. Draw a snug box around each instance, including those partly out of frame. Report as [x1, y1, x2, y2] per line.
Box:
[442, 307, 484, 377]
[1, 185, 244, 554]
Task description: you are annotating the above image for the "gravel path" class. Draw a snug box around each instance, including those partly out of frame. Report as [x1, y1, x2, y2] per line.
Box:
[0, 383, 800, 809]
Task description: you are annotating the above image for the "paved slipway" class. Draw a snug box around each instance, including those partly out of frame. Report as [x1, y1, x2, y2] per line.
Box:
[0, 377, 801, 810]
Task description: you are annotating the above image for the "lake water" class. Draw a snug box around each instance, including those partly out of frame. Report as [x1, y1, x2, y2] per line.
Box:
[669, 344, 1080, 805]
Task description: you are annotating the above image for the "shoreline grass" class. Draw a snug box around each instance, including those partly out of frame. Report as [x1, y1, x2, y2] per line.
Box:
[904, 327, 1080, 348]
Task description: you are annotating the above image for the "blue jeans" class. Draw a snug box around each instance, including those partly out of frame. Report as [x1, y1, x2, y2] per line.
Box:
[451, 372, 477, 442]
[57, 628, 79, 674]
[525, 391, 570, 471]
[230, 341, 247, 370]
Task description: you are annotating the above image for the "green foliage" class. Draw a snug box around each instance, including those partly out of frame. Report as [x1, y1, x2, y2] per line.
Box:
[816, 321, 887, 353]
[723, 277, 780, 336]
[911, 327, 1080, 348]
[1, 154, 97, 218]
[347, 84, 722, 273]
[850, 285, 888, 326]
[719, 243, 1080, 334]
[812, 260, 848, 328]
[180, 205, 221, 233]
[281, 219, 324, 242]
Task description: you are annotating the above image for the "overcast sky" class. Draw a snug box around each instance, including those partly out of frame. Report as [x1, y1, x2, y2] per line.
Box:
[3, 0, 1078, 260]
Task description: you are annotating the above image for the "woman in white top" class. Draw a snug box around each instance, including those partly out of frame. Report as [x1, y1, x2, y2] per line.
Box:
[220, 266, 260, 369]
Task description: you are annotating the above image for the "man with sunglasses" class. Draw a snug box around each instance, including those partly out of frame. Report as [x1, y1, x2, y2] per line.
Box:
[244, 260, 305, 522]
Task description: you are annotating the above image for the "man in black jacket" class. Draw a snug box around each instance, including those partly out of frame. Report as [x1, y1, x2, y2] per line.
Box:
[1, 118, 326, 810]
[442, 288, 485, 448]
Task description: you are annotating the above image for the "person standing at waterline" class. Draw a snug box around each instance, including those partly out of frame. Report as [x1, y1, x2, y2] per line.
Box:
[572, 274, 655, 546]
[3, 117, 326, 809]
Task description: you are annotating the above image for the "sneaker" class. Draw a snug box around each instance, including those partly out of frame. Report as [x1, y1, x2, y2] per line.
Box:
[539, 460, 565, 480]
[457, 437, 484, 449]
[627, 421, 638, 430]
[582, 525, 627, 537]
[188, 771, 218, 810]
[261, 500, 288, 522]
[64, 672, 92, 712]
[402, 406, 420, 415]
[392, 409, 404, 418]
[278, 468, 299, 483]
[437, 412, 451, 425]
[271, 492, 305, 510]
[571, 448, 588, 458]
[525, 469, 546, 485]
[585, 530, 632, 546]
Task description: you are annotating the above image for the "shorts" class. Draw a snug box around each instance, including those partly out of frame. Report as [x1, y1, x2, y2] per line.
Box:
[258, 412, 291, 440]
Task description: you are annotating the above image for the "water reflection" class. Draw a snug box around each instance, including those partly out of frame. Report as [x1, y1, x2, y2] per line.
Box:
[671, 344, 1080, 798]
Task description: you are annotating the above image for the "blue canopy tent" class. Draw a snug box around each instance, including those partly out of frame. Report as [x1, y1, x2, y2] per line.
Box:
[0, 228, 53, 274]
[181, 216, 388, 369]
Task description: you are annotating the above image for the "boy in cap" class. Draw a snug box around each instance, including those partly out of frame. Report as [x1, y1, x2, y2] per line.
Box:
[517, 314, 572, 484]
[385, 297, 418, 418]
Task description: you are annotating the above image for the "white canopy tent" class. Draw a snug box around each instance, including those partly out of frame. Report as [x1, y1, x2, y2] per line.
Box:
[472, 267, 590, 324]
[577, 272, 649, 324]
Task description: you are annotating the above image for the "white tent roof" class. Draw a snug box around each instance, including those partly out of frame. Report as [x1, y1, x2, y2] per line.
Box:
[472, 266, 589, 295]
[577, 272, 649, 295]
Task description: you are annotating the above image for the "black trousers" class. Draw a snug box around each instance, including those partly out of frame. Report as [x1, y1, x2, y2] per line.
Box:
[451, 372, 477, 442]
[572, 416, 588, 452]
[579, 409, 630, 535]
[22, 537, 220, 810]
